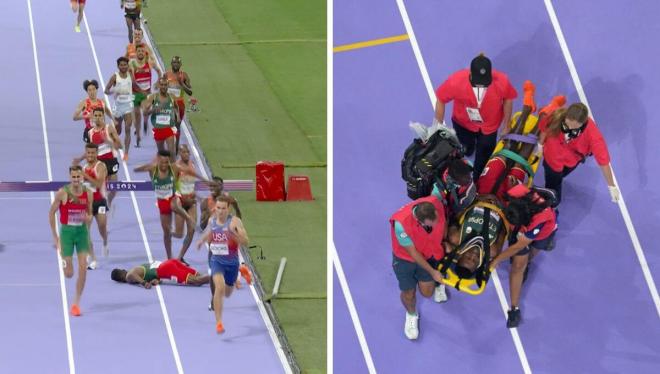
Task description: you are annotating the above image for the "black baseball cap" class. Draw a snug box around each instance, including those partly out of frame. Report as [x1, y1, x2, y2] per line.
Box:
[470, 54, 492, 87]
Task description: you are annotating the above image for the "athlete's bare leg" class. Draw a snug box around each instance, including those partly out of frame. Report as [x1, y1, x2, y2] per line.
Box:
[115, 117, 124, 136]
[77, 3, 85, 28]
[122, 113, 134, 159]
[160, 213, 173, 259]
[133, 106, 142, 146]
[175, 123, 181, 155]
[213, 273, 231, 323]
[73, 251, 88, 305]
[125, 17, 134, 43]
[107, 174, 118, 207]
[96, 213, 108, 247]
[63, 256, 74, 279]
[165, 136, 176, 162]
[509, 254, 529, 308]
[171, 198, 194, 260]
[188, 274, 211, 286]
[86, 222, 97, 264]
[174, 201, 196, 238]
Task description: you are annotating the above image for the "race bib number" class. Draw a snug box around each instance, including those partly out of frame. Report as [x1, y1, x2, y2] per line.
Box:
[125, 2, 137, 9]
[168, 87, 181, 97]
[137, 80, 151, 91]
[466, 107, 483, 123]
[155, 186, 173, 199]
[210, 243, 229, 256]
[117, 94, 133, 103]
[179, 181, 195, 195]
[112, 163, 119, 173]
[155, 114, 171, 125]
[97, 206, 106, 215]
[68, 210, 86, 226]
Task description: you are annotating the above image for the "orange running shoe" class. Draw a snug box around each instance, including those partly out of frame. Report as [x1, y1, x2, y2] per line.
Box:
[216, 321, 225, 334]
[70, 304, 81, 317]
[239, 264, 252, 285]
[539, 95, 567, 116]
[522, 80, 537, 113]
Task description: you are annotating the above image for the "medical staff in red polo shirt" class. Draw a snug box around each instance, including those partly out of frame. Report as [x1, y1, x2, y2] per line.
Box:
[434, 54, 518, 180]
[390, 196, 446, 340]
[490, 184, 558, 328]
[538, 102, 619, 204]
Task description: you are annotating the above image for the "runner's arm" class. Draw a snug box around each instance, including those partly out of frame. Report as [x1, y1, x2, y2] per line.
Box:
[108, 125, 123, 149]
[500, 99, 514, 136]
[85, 190, 93, 224]
[73, 100, 87, 121]
[141, 94, 154, 114]
[49, 190, 65, 247]
[490, 234, 533, 269]
[231, 217, 249, 246]
[150, 56, 162, 79]
[133, 162, 155, 173]
[104, 105, 115, 122]
[180, 73, 193, 96]
[85, 163, 107, 189]
[196, 223, 212, 249]
[126, 268, 152, 288]
[104, 75, 116, 95]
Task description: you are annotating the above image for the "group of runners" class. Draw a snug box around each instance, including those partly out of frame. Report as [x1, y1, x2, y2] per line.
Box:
[50, 3, 248, 334]
[391, 54, 618, 339]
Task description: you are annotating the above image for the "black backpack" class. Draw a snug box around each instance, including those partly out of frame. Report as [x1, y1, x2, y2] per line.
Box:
[401, 128, 464, 199]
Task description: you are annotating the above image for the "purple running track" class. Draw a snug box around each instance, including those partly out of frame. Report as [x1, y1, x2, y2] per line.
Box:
[333, 0, 660, 373]
[0, 1, 287, 373]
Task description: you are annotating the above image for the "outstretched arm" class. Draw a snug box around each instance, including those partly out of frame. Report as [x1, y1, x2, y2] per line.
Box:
[126, 268, 152, 288]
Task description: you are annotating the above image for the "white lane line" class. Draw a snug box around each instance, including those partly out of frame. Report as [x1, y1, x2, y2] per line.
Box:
[394, 0, 532, 373]
[543, 0, 660, 320]
[332, 244, 377, 374]
[327, 0, 334, 370]
[141, 19, 293, 373]
[27, 0, 75, 372]
[82, 14, 184, 374]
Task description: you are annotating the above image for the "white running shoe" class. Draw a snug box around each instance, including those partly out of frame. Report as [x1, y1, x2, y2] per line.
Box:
[404, 312, 419, 340]
[433, 284, 448, 303]
[87, 258, 97, 270]
[103, 244, 109, 257]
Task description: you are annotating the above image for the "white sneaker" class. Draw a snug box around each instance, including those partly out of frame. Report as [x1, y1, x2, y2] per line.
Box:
[433, 284, 448, 303]
[404, 312, 419, 340]
[103, 244, 109, 257]
[87, 257, 97, 270]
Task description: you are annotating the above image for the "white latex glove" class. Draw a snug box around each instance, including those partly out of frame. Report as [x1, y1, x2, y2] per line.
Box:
[535, 142, 544, 157]
[608, 185, 620, 203]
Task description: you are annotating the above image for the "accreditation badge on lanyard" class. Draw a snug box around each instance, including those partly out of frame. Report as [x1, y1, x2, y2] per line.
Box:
[466, 86, 486, 123]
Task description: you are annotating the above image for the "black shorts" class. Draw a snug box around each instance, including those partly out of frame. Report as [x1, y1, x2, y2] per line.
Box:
[514, 230, 557, 256]
[101, 158, 119, 176]
[93, 199, 109, 216]
[392, 254, 437, 291]
[125, 12, 140, 20]
[83, 127, 91, 143]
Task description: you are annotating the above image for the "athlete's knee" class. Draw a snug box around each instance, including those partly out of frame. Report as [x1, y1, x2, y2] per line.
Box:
[418, 283, 434, 298]
[64, 267, 74, 278]
[510, 258, 528, 274]
[401, 288, 416, 301]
